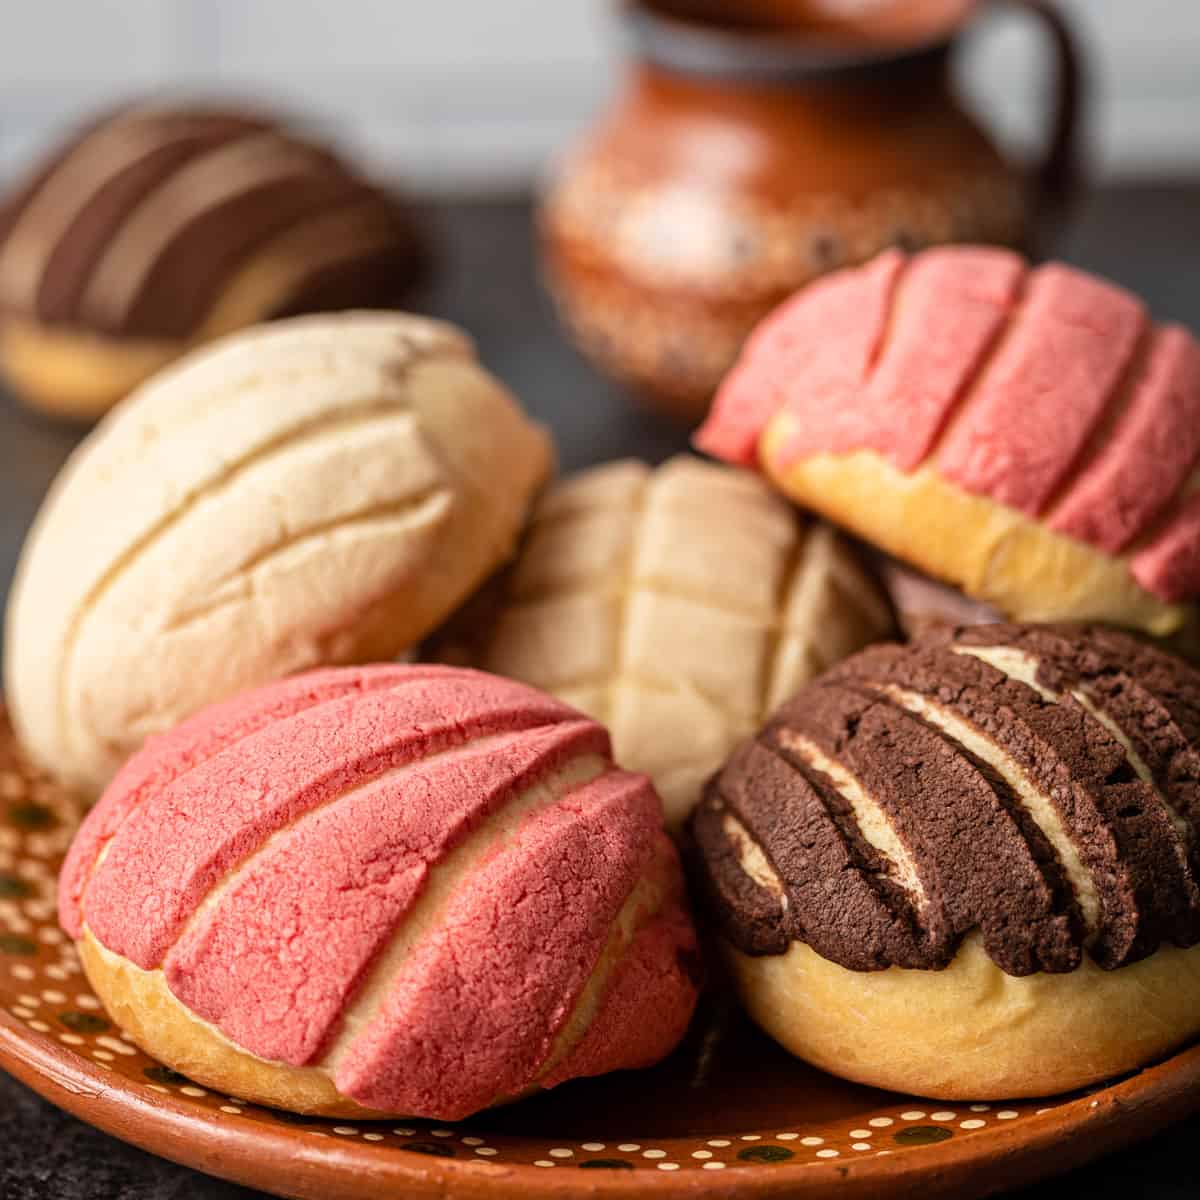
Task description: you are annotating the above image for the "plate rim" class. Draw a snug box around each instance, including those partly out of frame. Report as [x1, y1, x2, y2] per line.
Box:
[4, 1001, 1200, 1200]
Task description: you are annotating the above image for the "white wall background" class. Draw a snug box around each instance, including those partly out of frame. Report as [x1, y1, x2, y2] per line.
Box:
[0, 1, 1195, 193]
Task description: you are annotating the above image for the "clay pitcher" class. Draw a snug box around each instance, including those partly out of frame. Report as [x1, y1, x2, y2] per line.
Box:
[540, 0, 1082, 422]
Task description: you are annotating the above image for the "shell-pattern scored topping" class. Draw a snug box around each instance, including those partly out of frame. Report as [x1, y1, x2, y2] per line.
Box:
[435, 456, 894, 829]
[0, 105, 422, 340]
[5, 312, 552, 797]
[697, 248, 1200, 604]
[692, 624, 1200, 975]
[60, 665, 699, 1118]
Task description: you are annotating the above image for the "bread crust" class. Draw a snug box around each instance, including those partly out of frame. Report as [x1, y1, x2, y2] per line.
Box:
[0, 317, 178, 419]
[727, 932, 1200, 1100]
[79, 930, 371, 1116]
[761, 417, 1200, 650]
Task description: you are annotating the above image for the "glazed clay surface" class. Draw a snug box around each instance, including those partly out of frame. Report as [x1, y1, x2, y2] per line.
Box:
[541, 0, 1079, 419]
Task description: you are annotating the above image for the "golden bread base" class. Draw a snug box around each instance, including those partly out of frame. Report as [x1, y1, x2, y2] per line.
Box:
[761, 416, 1200, 649]
[78, 931, 375, 1117]
[728, 932, 1200, 1100]
[0, 318, 179, 420]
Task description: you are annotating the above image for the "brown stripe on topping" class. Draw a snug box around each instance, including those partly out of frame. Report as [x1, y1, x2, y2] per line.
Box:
[84, 139, 371, 339]
[182, 199, 422, 342]
[707, 739, 924, 971]
[771, 725, 927, 910]
[835, 642, 1188, 967]
[774, 684, 1082, 974]
[36, 115, 270, 327]
[124, 169, 376, 339]
[869, 677, 1093, 934]
[264, 211, 423, 322]
[954, 624, 1200, 944]
[768, 736, 923, 944]
[914, 718, 1086, 965]
[688, 791, 788, 957]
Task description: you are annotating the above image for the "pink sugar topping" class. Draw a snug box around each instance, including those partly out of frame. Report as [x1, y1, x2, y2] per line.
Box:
[692, 246, 1200, 603]
[60, 664, 698, 1116]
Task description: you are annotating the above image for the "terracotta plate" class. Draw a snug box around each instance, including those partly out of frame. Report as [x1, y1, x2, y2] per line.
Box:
[1, 709, 1199, 1200]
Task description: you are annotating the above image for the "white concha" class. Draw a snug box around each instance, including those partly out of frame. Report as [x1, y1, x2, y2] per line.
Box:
[4, 312, 553, 795]
[436, 455, 894, 829]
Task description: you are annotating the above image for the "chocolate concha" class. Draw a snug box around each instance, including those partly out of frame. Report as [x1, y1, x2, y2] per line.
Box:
[60, 664, 699, 1120]
[435, 455, 894, 830]
[4, 312, 552, 796]
[0, 104, 425, 418]
[697, 247, 1200, 649]
[691, 623, 1200, 1098]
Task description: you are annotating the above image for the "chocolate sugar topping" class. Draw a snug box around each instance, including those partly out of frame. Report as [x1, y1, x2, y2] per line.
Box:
[691, 624, 1200, 975]
[0, 106, 424, 341]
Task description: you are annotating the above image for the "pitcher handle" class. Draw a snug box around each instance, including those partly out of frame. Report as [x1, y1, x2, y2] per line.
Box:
[987, 0, 1085, 224]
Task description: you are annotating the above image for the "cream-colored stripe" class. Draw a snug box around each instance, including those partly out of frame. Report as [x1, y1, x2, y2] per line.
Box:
[952, 645, 1057, 700]
[955, 643, 1193, 849]
[530, 844, 675, 1090]
[322, 753, 607, 1069]
[776, 729, 927, 906]
[80, 133, 328, 329]
[0, 108, 183, 308]
[195, 203, 405, 340]
[880, 682, 1101, 932]
[721, 809, 787, 902]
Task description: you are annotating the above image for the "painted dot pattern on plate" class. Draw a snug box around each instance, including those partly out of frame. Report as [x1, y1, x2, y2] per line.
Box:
[0, 708, 1132, 1177]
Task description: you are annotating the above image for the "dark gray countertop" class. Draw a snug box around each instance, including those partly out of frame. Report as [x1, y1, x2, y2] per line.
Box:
[2, 187, 1200, 1198]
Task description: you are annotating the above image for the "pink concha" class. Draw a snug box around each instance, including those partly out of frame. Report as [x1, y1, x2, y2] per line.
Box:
[696, 246, 1200, 604]
[60, 664, 700, 1118]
